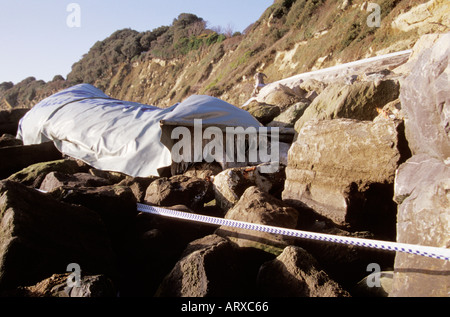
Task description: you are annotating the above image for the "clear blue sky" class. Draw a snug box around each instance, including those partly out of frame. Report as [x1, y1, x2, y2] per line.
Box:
[0, 0, 274, 84]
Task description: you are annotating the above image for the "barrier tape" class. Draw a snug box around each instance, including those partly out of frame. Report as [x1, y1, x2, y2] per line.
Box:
[137, 203, 450, 261]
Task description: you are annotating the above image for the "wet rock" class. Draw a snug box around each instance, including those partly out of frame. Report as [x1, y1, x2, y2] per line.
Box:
[294, 79, 400, 132]
[0, 180, 116, 292]
[216, 186, 298, 249]
[257, 246, 350, 297]
[283, 119, 410, 235]
[144, 175, 214, 210]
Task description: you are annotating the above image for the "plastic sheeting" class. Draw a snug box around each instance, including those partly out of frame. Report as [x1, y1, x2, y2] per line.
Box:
[17, 84, 262, 177]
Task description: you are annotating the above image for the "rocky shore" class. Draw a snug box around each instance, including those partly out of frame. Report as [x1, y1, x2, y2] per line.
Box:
[0, 33, 448, 297]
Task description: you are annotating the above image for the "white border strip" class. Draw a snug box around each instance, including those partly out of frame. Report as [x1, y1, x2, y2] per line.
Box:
[137, 203, 450, 261]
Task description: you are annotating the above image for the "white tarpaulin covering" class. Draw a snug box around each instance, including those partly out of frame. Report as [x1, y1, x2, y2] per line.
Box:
[17, 84, 262, 177]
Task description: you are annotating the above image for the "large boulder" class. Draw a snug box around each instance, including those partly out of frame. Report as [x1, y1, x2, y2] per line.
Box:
[7, 159, 90, 188]
[0, 180, 116, 292]
[39, 172, 113, 192]
[144, 175, 214, 210]
[257, 246, 350, 297]
[391, 155, 450, 296]
[268, 101, 311, 128]
[257, 83, 307, 110]
[0, 142, 63, 179]
[399, 33, 450, 161]
[242, 101, 281, 125]
[156, 234, 273, 297]
[213, 165, 286, 211]
[117, 176, 157, 203]
[216, 186, 298, 249]
[391, 33, 450, 297]
[294, 79, 400, 132]
[0, 108, 29, 136]
[283, 119, 410, 235]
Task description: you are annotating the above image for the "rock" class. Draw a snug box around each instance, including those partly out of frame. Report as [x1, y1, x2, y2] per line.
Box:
[299, 79, 328, 97]
[0, 108, 29, 136]
[257, 246, 350, 297]
[242, 100, 281, 125]
[294, 226, 394, 292]
[216, 186, 298, 249]
[6, 273, 116, 297]
[135, 209, 220, 297]
[373, 99, 403, 123]
[391, 155, 450, 297]
[39, 171, 113, 192]
[398, 32, 450, 160]
[0, 180, 116, 292]
[144, 175, 214, 210]
[268, 101, 310, 128]
[7, 159, 90, 188]
[156, 234, 239, 297]
[48, 184, 138, 295]
[88, 168, 128, 184]
[391, 0, 450, 35]
[213, 165, 286, 211]
[393, 33, 444, 76]
[257, 83, 307, 110]
[117, 176, 157, 203]
[48, 185, 138, 239]
[0, 134, 23, 148]
[0, 142, 63, 179]
[390, 34, 450, 297]
[182, 162, 223, 180]
[283, 119, 411, 235]
[294, 79, 400, 132]
[157, 234, 274, 297]
[354, 271, 394, 297]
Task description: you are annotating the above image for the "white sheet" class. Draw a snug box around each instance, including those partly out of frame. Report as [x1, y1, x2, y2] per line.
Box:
[17, 84, 261, 177]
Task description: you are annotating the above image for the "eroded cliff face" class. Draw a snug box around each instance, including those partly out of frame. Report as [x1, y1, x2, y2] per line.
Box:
[97, 0, 450, 108]
[2, 0, 448, 110]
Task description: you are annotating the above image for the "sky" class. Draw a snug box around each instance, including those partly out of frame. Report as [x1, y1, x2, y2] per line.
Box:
[0, 0, 274, 84]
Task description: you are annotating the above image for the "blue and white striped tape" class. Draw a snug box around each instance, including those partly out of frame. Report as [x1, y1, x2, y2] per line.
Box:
[137, 203, 450, 261]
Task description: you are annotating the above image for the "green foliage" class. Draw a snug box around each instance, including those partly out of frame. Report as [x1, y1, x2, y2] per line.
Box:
[66, 12, 233, 84]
